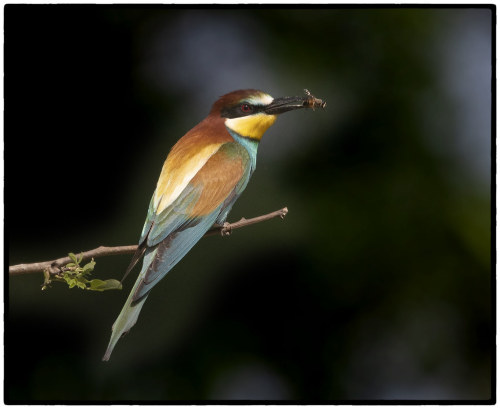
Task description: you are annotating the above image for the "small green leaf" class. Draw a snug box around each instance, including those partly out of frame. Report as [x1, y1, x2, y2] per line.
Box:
[68, 253, 78, 263]
[66, 263, 76, 269]
[82, 260, 96, 273]
[89, 279, 105, 288]
[88, 279, 122, 291]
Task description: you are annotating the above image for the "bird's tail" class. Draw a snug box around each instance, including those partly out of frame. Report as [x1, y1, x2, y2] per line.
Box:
[102, 213, 219, 361]
[102, 277, 149, 362]
[102, 247, 159, 362]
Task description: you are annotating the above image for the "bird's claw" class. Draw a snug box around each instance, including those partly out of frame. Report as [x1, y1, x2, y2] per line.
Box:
[220, 222, 232, 237]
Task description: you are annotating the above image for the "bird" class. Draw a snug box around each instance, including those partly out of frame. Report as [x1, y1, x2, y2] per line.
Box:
[102, 89, 325, 361]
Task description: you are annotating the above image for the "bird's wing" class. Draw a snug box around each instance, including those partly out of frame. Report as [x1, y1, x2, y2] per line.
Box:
[138, 140, 223, 246]
[131, 142, 250, 301]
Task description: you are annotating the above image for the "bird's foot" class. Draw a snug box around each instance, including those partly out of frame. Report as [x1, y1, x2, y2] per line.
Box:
[220, 222, 232, 237]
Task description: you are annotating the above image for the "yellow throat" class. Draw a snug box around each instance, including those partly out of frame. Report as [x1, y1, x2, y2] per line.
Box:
[225, 113, 277, 140]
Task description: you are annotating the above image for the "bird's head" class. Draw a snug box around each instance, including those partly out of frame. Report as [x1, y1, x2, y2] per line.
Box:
[210, 89, 323, 141]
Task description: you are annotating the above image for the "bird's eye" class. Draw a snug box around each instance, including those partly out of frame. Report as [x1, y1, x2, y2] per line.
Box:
[240, 103, 253, 113]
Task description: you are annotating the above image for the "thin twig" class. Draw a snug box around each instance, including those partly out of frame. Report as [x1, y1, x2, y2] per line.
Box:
[9, 207, 288, 276]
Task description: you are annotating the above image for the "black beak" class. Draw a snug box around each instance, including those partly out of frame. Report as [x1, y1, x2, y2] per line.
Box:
[264, 96, 309, 115]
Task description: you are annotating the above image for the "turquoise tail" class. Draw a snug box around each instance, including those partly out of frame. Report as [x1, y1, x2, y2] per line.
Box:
[102, 283, 149, 362]
[102, 248, 158, 361]
[102, 211, 220, 361]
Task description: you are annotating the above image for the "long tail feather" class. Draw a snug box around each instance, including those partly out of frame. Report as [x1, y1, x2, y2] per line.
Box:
[120, 243, 146, 284]
[102, 281, 149, 361]
[102, 248, 158, 361]
[102, 212, 219, 361]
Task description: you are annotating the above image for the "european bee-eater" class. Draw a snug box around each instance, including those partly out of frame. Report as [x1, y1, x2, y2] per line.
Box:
[103, 89, 325, 361]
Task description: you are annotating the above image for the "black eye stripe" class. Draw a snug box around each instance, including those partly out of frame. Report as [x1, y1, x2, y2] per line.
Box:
[221, 103, 265, 118]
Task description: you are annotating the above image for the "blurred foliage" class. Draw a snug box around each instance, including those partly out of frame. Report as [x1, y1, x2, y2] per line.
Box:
[6, 5, 492, 402]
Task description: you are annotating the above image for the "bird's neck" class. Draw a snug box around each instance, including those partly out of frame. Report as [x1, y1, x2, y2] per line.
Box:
[226, 127, 259, 173]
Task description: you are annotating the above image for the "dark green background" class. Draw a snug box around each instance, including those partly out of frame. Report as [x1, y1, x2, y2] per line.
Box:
[6, 5, 493, 402]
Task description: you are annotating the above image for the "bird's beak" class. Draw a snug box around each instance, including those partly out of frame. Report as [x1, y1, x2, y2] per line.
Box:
[264, 96, 309, 115]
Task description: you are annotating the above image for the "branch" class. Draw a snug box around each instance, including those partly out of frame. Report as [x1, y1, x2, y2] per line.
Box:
[9, 207, 289, 276]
